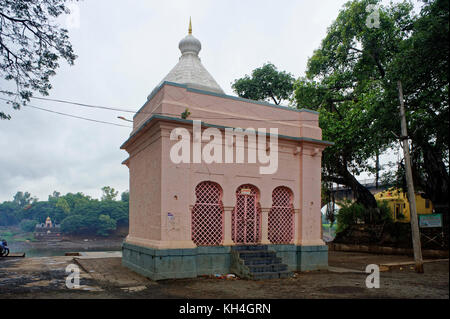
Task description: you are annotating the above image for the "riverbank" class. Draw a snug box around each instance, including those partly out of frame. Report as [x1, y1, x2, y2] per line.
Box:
[0, 226, 125, 257]
[9, 237, 124, 257]
[0, 251, 447, 299]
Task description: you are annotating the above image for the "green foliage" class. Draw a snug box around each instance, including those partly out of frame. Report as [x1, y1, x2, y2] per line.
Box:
[386, 0, 449, 206]
[336, 201, 366, 233]
[0, 186, 129, 236]
[101, 186, 118, 201]
[62, 192, 92, 211]
[0, 0, 77, 120]
[0, 202, 19, 226]
[121, 191, 129, 203]
[19, 219, 38, 232]
[96, 214, 117, 237]
[295, 0, 411, 175]
[12, 191, 37, 208]
[55, 198, 70, 214]
[61, 214, 85, 234]
[336, 200, 392, 233]
[18, 201, 65, 224]
[295, 0, 448, 208]
[232, 62, 295, 105]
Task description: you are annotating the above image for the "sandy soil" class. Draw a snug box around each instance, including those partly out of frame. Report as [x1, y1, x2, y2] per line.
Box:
[0, 251, 447, 299]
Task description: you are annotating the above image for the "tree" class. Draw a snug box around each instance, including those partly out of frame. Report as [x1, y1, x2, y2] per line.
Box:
[101, 186, 118, 201]
[55, 197, 70, 214]
[19, 201, 65, 223]
[0, 187, 128, 235]
[121, 190, 129, 203]
[0, 201, 19, 225]
[48, 191, 61, 202]
[96, 214, 117, 237]
[294, 0, 415, 209]
[19, 219, 37, 232]
[12, 191, 37, 208]
[60, 214, 84, 234]
[232, 63, 295, 105]
[0, 0, 77, 120]
[62, 192, 91, 211]
[386, 0, 449, 211]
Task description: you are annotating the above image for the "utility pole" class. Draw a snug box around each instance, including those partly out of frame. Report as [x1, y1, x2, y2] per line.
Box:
[375, 150, 380, 189]
[397, 80, 424, 273]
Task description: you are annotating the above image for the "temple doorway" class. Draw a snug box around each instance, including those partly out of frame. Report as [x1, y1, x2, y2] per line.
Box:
[232, 184, 261, 244]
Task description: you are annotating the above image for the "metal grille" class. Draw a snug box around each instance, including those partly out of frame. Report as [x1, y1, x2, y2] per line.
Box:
[232, 184, 261, 244]
[191, 181, 224, 246]
[268, 186, 294, 244]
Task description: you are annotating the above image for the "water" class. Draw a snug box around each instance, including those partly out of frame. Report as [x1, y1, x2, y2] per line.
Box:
[7, 242, 121, 257]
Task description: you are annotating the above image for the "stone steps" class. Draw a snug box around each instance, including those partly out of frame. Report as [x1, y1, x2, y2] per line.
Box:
[244, 257, 282, 265]
[248, 263, 288, 273]
[230, 245, 293, 280]
[252, 270, 292, 280]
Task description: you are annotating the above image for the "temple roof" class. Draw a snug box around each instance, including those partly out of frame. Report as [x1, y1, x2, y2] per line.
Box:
[147, 19, 224, 100]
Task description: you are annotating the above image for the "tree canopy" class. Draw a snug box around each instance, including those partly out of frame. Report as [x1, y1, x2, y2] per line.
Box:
[0, 0, 77, 119]
[294, 0, 448, 210]
[232, 62, 295, 105]
[0, 188, 129, 237]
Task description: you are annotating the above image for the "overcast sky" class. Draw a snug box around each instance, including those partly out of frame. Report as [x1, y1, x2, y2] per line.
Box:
[0, 0, 405, 202]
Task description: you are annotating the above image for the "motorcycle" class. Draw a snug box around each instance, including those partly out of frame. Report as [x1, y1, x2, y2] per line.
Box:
[0, 239, 9, 257]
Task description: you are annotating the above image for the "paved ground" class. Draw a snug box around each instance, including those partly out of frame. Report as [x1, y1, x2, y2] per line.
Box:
[0, 251, 447, 299]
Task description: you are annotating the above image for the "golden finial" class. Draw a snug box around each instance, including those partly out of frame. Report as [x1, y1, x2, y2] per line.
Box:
[188, 17, 192, 35]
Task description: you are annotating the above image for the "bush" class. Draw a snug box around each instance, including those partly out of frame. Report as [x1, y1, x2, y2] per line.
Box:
[19, 219, 38, 232]
[96, 214, 117, 237]
[0, 202, 20, 226]
[336, 200, 393, 234]
[61, 215, 85, 234]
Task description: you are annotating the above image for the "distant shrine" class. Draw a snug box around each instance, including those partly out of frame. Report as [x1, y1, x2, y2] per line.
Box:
[34, 216, 61, 241]
[120, 20, 333, 280]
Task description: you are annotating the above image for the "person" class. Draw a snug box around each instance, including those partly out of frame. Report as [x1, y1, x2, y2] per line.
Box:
[0, 239, 9, 256]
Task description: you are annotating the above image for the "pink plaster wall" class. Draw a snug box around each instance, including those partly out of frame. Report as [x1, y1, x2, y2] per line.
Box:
[122, 83, 328, 249]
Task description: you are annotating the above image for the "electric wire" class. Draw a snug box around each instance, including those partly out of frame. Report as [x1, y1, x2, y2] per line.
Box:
[0, 98, 131, 128]
[0, 90, 319, 122]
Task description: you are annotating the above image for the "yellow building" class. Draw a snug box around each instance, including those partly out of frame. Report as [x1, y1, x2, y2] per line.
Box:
[375, 188, 433, 223]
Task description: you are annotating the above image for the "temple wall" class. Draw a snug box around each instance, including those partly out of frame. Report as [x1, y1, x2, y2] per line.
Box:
[130, 83, 322, 141]
[126, 125, 162, 246]
[122, 83, 330, 278]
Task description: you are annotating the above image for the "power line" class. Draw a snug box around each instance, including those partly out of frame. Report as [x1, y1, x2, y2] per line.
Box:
[0, 98, 131, 128]
[0, 90, 320, 122]
[0, 90, 137, 113]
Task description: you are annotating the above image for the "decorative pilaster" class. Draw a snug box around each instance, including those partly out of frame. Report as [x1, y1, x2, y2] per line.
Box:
[223, 207, 234, 245]
[261, 208, 270, 244]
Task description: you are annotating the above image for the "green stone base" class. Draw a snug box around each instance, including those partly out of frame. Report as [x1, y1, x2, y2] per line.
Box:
[122, 242, 230, 280]
[296, 245, 329, 271]
[122, 242, 328, 280]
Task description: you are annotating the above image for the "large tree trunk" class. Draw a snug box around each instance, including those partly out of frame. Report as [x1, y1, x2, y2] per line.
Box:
[326, 160, 378, 209]
[339, 166, 378, 209]
[419, 142, 449, 212]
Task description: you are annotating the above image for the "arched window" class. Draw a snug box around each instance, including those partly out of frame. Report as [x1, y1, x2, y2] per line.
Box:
[232, 184, 261, 244]
[191, 181, 224, 246]
[269, 186, 294, 244]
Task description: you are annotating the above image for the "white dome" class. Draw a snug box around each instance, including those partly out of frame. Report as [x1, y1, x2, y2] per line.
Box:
[178, 34, 201, 56]
[148, 19, 224, 100]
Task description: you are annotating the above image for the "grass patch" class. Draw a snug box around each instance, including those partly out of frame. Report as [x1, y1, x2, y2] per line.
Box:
[0, 228, 35, 242]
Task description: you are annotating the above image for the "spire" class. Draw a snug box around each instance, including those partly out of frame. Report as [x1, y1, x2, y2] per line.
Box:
[188, 17, 192, 35]
[147, 21, 225, 100]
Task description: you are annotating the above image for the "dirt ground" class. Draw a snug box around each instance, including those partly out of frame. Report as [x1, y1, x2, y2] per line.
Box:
[0, 251, 448, 299]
